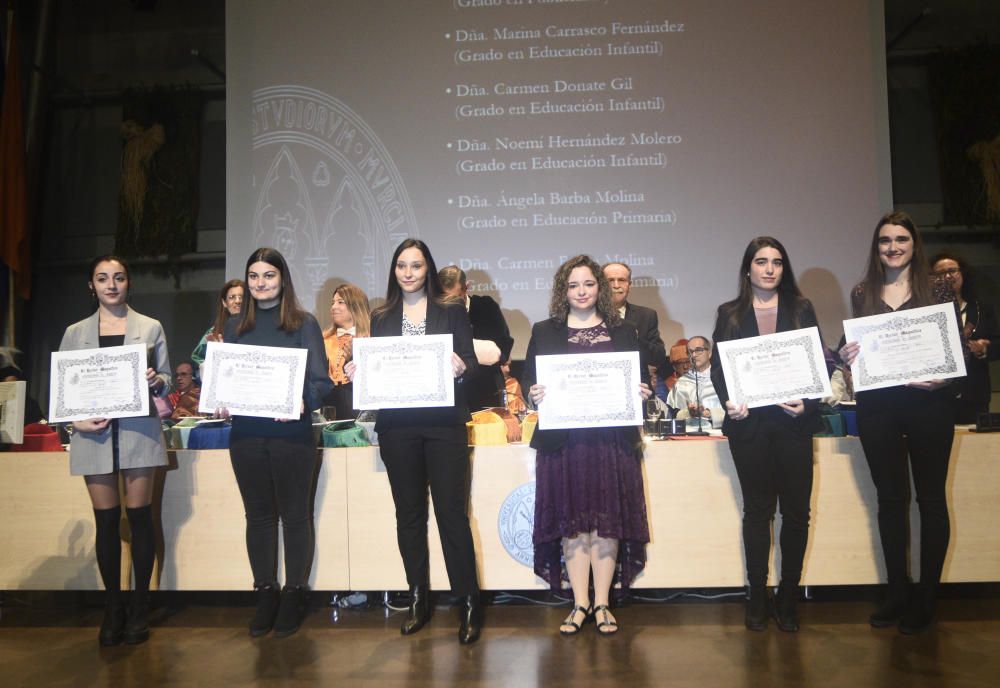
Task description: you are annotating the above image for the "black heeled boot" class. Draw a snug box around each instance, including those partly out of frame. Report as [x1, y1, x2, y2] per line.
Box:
[401, 585, 431, 636]
[249, 583, 281, 637]
[123, 591, 150, 645]
[458, 593, 483, 645]
[98, 595, 126, 646]
[745, 585, 769, 631]
[898, 582, 936, 635]
[274, 585, 309, 638]
[773, 582, 800, 632]
[869, 581, 909, 628]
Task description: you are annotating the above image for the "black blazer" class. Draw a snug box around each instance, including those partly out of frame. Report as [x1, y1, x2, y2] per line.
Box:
[370, 298, 479, 433]
[710, 297, 824, 440]
[465, 294, 515, 409]
[958, 297, 998, 416]
[623, 302, 669, 385]
[523, 317, 644, 454]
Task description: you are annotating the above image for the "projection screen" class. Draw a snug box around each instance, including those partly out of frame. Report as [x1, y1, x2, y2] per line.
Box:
[227, 0, 891, 357]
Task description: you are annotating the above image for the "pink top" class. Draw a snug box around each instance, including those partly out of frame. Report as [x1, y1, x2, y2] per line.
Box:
[754, 305, 777, 335]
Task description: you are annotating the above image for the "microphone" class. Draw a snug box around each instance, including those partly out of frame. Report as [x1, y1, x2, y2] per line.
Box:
[688, 348, 708, 436]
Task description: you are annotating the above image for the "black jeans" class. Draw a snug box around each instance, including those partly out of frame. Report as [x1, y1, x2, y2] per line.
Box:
[728, 411, 814, 588]
[378, 424, 479, 595]
[857, 386, 954, 589]
[229, 437, 319, 587]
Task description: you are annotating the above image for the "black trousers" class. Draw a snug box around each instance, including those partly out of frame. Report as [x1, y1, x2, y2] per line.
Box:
[728, 411, 814, 588]
[378, 424, 479, 596]
[229, 437, 319, 588]
[857, 386, 954, 589]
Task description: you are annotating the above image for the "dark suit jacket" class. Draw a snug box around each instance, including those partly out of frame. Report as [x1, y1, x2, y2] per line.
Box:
[370, 298, 479, 433]
[957, 297, 997, 419]
[523, 318, 644, 454]
[465, 294, 515, 410]
[623, 302, 669, 385]
[710, 297, 823, 440]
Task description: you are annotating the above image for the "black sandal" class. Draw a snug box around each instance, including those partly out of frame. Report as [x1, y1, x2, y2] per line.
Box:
[594, 605, 619, 636]
[559, 605, 592, 635]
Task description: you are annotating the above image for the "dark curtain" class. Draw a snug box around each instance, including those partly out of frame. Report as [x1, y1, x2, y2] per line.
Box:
[926, 45, 1000, 225]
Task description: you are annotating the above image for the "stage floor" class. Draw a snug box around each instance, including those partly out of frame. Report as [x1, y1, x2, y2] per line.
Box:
[2, 589, 999, 687]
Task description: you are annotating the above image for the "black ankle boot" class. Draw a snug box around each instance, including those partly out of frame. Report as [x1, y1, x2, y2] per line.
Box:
[745, 586, 769, 631]
[401, 585, 431, 636]
[273, 585, 309, 638]
[98, 595, 126, 646]
[458, 593, 483, 645]
[123, 592, 150, 645]
[249, 583, 281, 637]
[773, 583, 800, 632]
[870, 581, 909, 628]
[898, 583, 936, 635]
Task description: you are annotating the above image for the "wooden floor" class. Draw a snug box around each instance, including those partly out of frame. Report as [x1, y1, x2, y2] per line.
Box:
[2, 590, 999, 688]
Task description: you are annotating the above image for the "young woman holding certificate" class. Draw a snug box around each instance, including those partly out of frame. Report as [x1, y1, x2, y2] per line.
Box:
[839, 212, 961, 634]
[710, 237, 822, 633]
[222, 247, 332, 638]
[59, 255, 172, 646]
[524, 255, 652, 637]
[346, 238, 483, 644]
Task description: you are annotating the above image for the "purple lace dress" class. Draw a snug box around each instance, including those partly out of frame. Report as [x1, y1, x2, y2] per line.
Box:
[532, 323, 650, 591]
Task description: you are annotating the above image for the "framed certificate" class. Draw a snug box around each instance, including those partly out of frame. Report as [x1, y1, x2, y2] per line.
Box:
[535, 351, 643, 430]
[843, 302, 966, 392]
[199, 342, 308, 420]
[49, 344, 150, 422]
[717, 326, 832, 409]
[1, 380, 27, 443]
[352, 334, 455, 410]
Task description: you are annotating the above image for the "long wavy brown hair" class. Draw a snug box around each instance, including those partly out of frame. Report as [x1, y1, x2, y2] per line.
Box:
[327, 283, 371, 337]
[212, 279, 246, 337]
[855, 210, 933, 317]
[548, 255, 621, 326]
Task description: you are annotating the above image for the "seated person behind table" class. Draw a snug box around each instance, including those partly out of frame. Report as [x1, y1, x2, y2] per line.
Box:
[323, 282, 371, 420]
[168, 361, 201, 420]
[0, 346, 45, 424]
[192, 279, 246, 367]
[664, 338, 690, 391]
[439, 266, 514, 409]
[824, 338, 855, 407]
[666, 336, 723, 430]
[501, 358, 527, 415]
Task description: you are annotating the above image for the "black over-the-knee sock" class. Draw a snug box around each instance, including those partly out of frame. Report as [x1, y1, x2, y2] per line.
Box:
[93, 506, 123, 598]
[126, 505, 155, 595]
